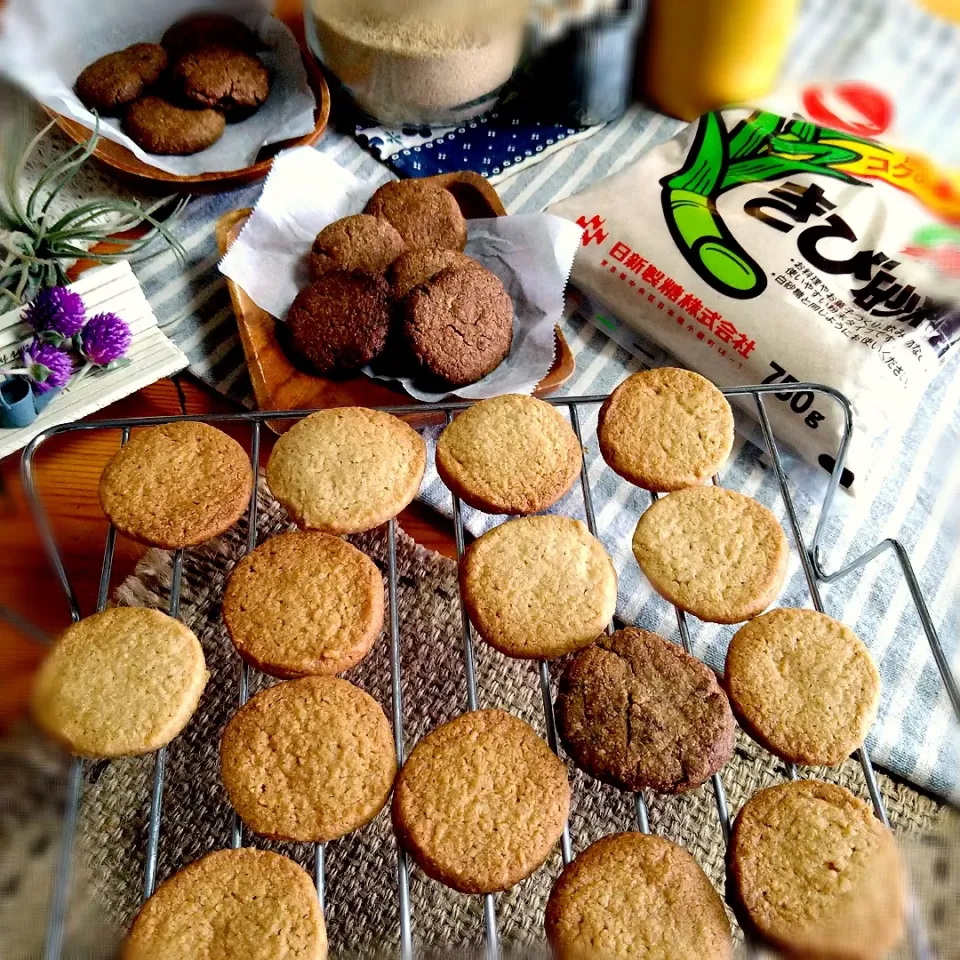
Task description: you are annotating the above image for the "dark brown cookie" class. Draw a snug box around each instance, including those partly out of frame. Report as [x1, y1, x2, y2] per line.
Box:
[173, 45, 270, 120]
[161, 13, 259, 57]
[75, 44, 169, 115]
[287, 273, 392, 374]
[364, 181, 467, 251]
[309, 215, 405, 282]
[403, 264, 513, 386]
[123, 96, 226, 155]
[556, 627, 736, 794]
[389, 248, 475, 299]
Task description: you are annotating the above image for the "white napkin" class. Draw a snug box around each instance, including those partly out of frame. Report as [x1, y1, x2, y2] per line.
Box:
[219, 147, 582, 400]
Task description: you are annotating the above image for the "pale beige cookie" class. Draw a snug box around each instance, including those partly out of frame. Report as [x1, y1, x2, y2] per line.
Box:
[545, 832, 732, 960]
[461, 516, 616, 659]
[731, 780, 905, 960]
[435, 394, 581, 515]
[222, 531, 384, 679]
[726, 608, 881, 766]
[632, 485, 788, 623]
[392, 709, 569, 893]
[31, 608, 207, 758]
[99, 422, 252, 548]
[221, 677, 396, 843]
[266, 407, 426, 534]
[122, 848, 326, 960]
[598, 367, 735, 491]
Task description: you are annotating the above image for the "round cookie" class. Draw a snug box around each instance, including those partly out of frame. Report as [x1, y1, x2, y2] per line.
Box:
[162, 13, 260, 57]
[725, 608, 881, 766]
[731, 780, 904, 960]
[556, 627, 735, 793]
[632, 485, 788, 623]
[390, 248, 474, 299]
[436, 394, 581, 514]
[266, 407, 426, 534]
[122, 848, 326, 960]
[546, 833, 732, 960]
[598, 367, 735, 491]
[223, 531, 384, 679]
[99, 421, 252, 548]
[287, 273, 392, 373]
[221, 677, 396, 843]
[462, 516, 616, 659]
[75, 44, 169, 115]
[364, 180, 467, 251]
[172, 45, 270, 120]
[392, 709, 569, 893]
[31, 608, 207, 758]
[123, 96, 227, 155]
[308, 215, 405, 281]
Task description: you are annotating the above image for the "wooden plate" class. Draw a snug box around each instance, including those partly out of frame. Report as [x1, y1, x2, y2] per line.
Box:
[46, 53, 330, 192]
[216, 171, 576, 431]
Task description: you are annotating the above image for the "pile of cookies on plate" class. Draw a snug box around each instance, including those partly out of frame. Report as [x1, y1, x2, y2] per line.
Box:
[28, 368, 905, 960]
[75, 13, 271, 156]
[287, 179, 514, 388]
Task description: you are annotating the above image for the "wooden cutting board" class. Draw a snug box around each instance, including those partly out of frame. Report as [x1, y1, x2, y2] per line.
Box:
[215, 171, 576, 431]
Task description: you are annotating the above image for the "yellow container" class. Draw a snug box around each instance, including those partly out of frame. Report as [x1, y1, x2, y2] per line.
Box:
[642, 0, 799, 120]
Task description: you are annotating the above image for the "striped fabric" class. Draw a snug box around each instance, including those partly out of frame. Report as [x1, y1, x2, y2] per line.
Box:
[134, 0, 960, 801]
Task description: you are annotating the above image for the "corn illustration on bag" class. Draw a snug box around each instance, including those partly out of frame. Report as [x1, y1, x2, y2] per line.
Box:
[549, 107, 960, 493]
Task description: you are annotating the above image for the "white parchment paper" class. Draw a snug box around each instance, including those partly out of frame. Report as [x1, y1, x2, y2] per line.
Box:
[219, 147, 582, 400]
[0, 0, 317, 176]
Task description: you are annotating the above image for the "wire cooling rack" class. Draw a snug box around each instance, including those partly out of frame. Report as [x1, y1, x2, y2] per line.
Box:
[19, 382, 960, 960]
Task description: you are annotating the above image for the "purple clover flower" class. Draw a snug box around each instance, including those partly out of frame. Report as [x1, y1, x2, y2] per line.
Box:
[23, 287, 87, 337]
[22, 340, 74, 394]
[81, 312, 132, 366]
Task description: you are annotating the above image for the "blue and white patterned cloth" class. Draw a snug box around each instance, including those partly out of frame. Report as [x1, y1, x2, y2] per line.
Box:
[134, 0, 960, 801]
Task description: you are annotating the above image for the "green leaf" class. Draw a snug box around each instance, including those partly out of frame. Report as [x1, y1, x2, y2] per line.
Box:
[28, 362, 51, 383]
[102, 357, 132, 372]
[37, 330, 67, 347]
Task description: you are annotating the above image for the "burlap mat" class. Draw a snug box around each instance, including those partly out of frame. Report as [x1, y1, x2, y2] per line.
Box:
[3, 481, 955, 958]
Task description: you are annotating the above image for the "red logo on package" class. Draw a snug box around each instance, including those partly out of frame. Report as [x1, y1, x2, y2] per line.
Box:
[802, 83, 894, 138]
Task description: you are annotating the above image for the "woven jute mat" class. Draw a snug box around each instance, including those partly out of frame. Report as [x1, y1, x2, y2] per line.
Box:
[2, 481, 956, 959]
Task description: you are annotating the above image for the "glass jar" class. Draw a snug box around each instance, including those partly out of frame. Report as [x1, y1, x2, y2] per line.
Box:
[306, 0, 529, 126]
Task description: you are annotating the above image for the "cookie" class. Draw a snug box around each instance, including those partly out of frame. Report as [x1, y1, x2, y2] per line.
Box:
[598, 367, 735, 491]
[632, 485, 788, 623]
[99, 421, 252, 548]
[436, 394, 580, 513]
[266, 407, 426, 534]
[392, 709, 569, 893]
[172, 44, 270, 120]
[403, 264, 513, 386]
[161, 13, 260, 57]
[731, 780, 904, 960]
[223, 531, 384, 679]
[725, 608, 881, 766]
[287, 273, 392, 374]
[122, 848, 325, 960]
[221, 677, 396, 843]
[546, 832, 732, 960]
[308, 214, 405, 281]
[31, 608, 207, 758]
[389, 248, 474, 299]
[75, 44, 169, 115]
[556, 627, 735, 793]
[461, 516, 616, 659]
[364, 180, 467, 251]
[123, 95, 227, 155]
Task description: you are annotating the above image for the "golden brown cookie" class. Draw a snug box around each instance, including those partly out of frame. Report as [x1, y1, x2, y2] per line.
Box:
[392, 709, 569, 893]
[99, 422, 252, 548]
[266, 407, 426, 534]
[731, 780, 904, 960]
[363, 180, 467, 251]
[546, 832, 732, 960]
[75, 44, 169, 115]
[461, 516, 616, 659]
[221, 677, 396, 843]
[222, 531, 384, 679]
[725, 608, 881, 766]
[632, 485, 788, 623]
[389, 248, 474, 299]
[436, 394, 581, 514]
[172, 44, 270, 120]
[308, 214, 405, 281]
[123, 96, 227, 156]
[598, 367, 735, 491]
[31, 608, 207, 758]
[122, 848, 326, 960]
[556, 627, 735, 793]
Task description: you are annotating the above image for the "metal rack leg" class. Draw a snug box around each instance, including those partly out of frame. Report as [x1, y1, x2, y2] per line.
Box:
[538, 662, 573, 865]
